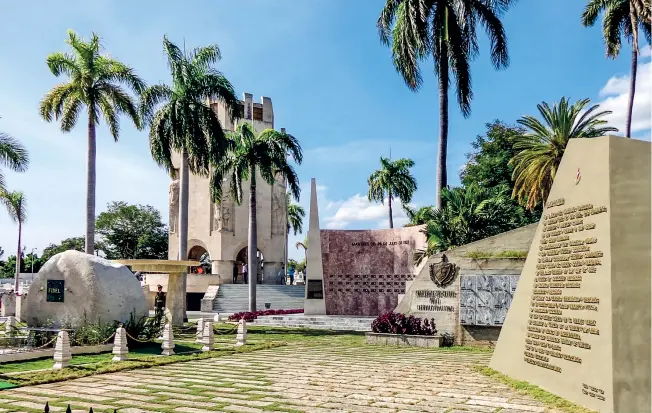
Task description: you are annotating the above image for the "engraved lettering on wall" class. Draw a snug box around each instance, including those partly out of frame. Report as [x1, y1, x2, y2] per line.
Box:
[523, 202, 607, 377]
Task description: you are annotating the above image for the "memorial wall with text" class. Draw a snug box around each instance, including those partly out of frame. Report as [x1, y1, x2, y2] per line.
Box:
[320, 226, 425, 316]
[490, 136, 651, 413]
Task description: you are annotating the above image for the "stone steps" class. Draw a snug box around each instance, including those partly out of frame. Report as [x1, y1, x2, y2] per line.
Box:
[251, 315, 374, 332]
[213, 285, 305, 313]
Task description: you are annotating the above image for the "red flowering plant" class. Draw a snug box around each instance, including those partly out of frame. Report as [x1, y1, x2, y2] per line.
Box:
[228, 308, 303, 322]
[371, 312, 437, 336]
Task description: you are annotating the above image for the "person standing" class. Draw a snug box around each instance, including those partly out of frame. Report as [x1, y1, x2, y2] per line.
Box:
[288, 266, 295, 285]
[243, 263, 248, 284]
[232, 262, 239, 284]
[154, 284, 166, 319]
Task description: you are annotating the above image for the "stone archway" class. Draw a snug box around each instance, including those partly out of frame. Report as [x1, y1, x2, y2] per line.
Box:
[188, 245, 211, 275]
[235, 247, 265, 284]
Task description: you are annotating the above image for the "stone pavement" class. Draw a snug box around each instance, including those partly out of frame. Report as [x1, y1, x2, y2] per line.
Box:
[0, 344, 561, 413]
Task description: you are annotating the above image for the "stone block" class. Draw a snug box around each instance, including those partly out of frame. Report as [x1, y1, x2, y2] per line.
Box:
[161, 322, 175, 356]
[490, 136, 652, 413]
[365, 332, 442, 347]
[112, 326, 129, 362]
[53, 330, 71, 370]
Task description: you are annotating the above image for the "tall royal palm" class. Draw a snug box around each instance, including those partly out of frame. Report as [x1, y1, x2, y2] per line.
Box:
[377, 0, 512, 208]
[0, 120, 29, 193]
[1, 190, 27, 291]
[40, 31, 145, 254]
[212, 123, 302, 311]
[582, 0, 651, 138]
[367, 157, 417, 228]
[510, 97, 617, 210]
[141, 37, 238, 277]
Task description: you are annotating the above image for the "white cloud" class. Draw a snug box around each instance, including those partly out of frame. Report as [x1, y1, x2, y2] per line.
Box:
[640, 45, 652, 58]
[598, 58, 652, 136]
[324, 194, 409, 229]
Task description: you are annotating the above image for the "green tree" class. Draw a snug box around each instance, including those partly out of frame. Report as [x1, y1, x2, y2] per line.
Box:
[295, 235, 308, 265]
[1, 190, 27, 290]
[23, 252, 42, 274]
[286, 192, 305, 236]
[0, 247, 4, 260]
[41, 236, 85, 262]
[95, 201, 168, 260]
[377, 0, 513, 208]
[40, 31, 145, 255]
[582, 0, 651, 138]
[367, 157, 417, 228]
[140, 36, 238, 270]
[403, 205, 437, 227]
[0, 256, 17, 279]
[0, 118, 29, 193]
[510, 98, 617, 210]
[461, 120, 542, 221]
[414, 184, 526, 264]
[212, 123, 302, 311]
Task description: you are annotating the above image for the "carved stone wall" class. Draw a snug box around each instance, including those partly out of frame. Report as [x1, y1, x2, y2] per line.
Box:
[320, 227, 426, 316]
[169, 177, 180, 234]
[271, 185, 285, 236]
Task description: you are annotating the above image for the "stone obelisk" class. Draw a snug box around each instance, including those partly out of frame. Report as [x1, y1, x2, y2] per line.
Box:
[304, 178, 326, 315]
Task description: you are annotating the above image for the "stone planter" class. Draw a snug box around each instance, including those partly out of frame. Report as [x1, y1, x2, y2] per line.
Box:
[365, 332, 443, 348]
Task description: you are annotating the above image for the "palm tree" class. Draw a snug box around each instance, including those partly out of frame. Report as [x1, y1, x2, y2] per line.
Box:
[367, 157, 417, 228]
[510, 98, 618, 210]
[403, 205, 437, 227]
[140, 37, 238, 269]
[286, 192, 305, 235]
[1, 190, 27, 291]
[413, 184, 525, 264]
[211, 123, 302, 311]
[40, 31, 145, 254]
[295, 235, 308, 264]
[0, 120, 29, 193]
[377, 0, 513, 208]
[582, 0, 651, 138]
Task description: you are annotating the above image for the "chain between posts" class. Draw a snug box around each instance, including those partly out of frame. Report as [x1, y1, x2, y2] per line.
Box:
[124, 331, 156, 344]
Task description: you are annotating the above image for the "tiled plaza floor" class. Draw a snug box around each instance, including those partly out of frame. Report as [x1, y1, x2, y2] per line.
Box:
[0, 343, 560, 413]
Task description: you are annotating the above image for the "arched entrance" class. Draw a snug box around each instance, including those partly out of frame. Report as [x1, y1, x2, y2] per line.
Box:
[235, 247, 264, 284]
[188, 245, 211, 275]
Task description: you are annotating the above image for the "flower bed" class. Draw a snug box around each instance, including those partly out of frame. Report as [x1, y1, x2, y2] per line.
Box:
[228, 309, 303, 322]
[371, 312, 437, 336]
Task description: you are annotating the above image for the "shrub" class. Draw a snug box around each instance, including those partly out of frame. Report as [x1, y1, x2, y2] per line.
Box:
[122, 312, 163, 348]
[228, 308, 303, 322]
[371, 312, 437, 336]
[65, 319, 117, 347]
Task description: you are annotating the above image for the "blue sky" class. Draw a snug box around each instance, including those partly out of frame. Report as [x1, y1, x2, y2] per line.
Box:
[0, 0, 650, 261]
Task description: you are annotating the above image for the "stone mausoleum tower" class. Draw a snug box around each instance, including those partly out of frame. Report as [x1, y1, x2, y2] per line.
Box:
[167, 93, 287, 285]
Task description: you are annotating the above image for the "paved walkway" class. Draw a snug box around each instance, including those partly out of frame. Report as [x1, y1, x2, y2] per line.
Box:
[0, 344, 559, 413]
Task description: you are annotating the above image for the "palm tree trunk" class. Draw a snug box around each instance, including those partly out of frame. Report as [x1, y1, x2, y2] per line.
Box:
[436, 44, 449, 210]
[388, 190, 394, 229]
[626, 48, 638, 138]
[14, 222, 21, 292]
[85, 114, 97, 254]
[178, 149, 190, 320]
[248, 166, 258, 311]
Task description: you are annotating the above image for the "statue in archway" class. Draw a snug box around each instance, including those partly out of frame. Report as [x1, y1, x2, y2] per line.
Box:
[213, 202, 222, 231]
[169, 178, 180, 233]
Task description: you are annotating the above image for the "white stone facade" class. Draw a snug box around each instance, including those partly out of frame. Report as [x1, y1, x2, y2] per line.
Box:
[167, 93, 287, 285]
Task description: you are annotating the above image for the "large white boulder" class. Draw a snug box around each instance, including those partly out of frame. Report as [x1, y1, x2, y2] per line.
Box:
[23, 250, 147, 327]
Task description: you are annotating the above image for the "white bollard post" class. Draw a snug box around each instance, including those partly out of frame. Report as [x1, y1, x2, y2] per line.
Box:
[235, 319, 247, 347]
[52, 331, 71, 370]
[161, 322, 175, 356]
[112, 325, 129, 362]
[213, 313, 222, 323]
[5, 316, 15, 334]
[195, 317, 205, 343]
[201, 320, 215, 352]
